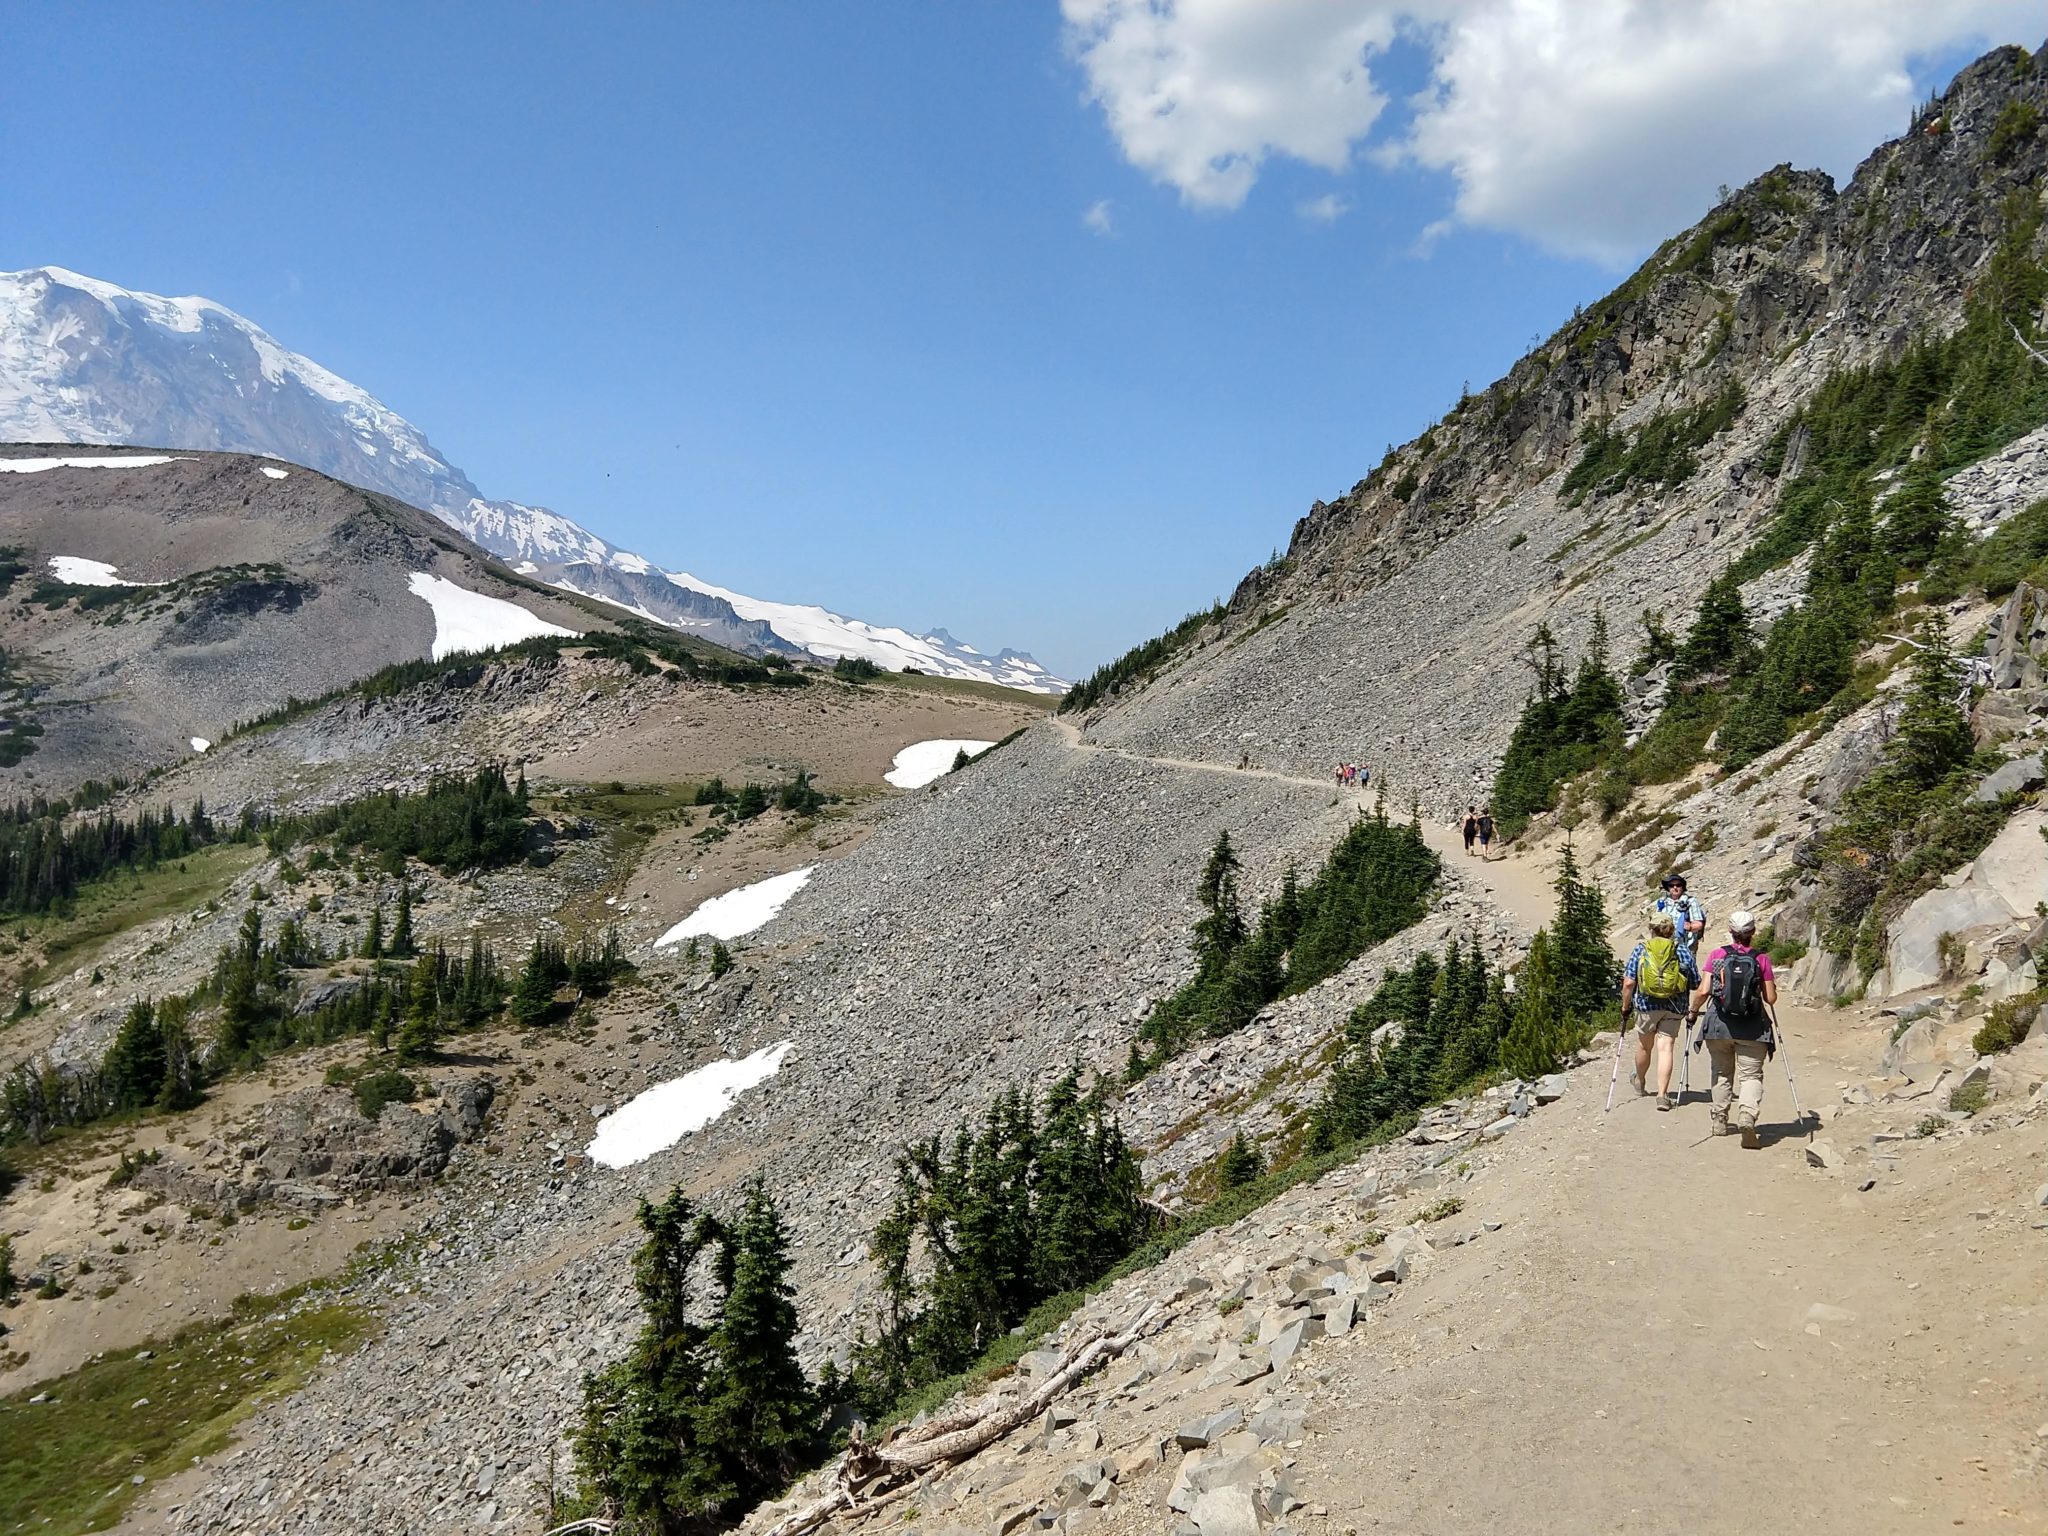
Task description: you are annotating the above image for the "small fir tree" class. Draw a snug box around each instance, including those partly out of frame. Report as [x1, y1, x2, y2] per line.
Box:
[1218, 1130, 1263, 1189]
[694, 1181, 815, 1502]
[1890, 616, 1974, 788]
[389, 880, 416, 958]
[1501, 929, 1571, 1079]
[105, 1000, 167, 1112]
[396, 955, 441, 1062]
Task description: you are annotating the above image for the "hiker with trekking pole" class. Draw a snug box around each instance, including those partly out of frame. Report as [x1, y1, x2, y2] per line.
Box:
[1686, 910, 1778, 1147]
[1617, 914, 1699, 1111]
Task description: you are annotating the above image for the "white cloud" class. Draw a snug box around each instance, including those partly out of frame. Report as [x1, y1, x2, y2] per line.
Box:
[1297, 192, 1351, 224]
[1060, 0, 1399, 210]
[1083, 197, 1117, 236]
[1404, 0, 2042, 263]
[1062, 0, 2041, 261]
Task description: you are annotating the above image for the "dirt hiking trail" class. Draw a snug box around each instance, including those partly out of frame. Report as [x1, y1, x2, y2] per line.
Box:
[1055, 719, 2046, 1533]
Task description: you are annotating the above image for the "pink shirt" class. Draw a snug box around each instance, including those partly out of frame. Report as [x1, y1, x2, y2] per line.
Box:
[1701, 943, 1775, 985]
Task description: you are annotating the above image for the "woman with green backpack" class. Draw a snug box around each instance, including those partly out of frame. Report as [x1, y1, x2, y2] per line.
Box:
[1619, 915, 1699, 1110]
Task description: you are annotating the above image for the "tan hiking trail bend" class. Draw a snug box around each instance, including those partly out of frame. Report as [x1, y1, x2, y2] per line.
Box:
[1047, 717, 2044, 1535]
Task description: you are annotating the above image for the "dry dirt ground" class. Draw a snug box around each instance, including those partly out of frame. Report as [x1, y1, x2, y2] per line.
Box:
[1038, 737, 2048, 1535]
[523, 674, 1043, 793]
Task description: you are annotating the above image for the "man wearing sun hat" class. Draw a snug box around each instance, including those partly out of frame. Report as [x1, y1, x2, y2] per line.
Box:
[1687, 909, 1777, 1147]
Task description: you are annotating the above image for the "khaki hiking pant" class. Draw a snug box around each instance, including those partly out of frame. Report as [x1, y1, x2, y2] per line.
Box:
[1706, 1039, 1767, 1128]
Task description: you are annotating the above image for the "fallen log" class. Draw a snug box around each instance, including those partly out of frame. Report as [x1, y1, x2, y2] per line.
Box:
[755, 1301, 1170, 1536]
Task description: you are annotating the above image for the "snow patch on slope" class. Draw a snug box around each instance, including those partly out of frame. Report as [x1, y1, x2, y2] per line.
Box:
[654, 866, 816, 946]
[885, 739, 995, 789]
[48, 556, 154, 587]
[405, 572, 572, 660]
[586, 1041, 794, 1169]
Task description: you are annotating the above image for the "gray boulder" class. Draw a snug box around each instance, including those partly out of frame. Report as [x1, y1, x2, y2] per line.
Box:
[1885, 886, 2021, 993]
[1973, 752, 2045, 802]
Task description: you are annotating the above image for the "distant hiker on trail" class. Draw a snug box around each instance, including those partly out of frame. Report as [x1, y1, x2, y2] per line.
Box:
[1476, 808, 1495, 859]
[1462, 806, 1479, 856]
[1620, 915, 1699, 1110]
[1651, 873, 1707, 954]
[1688, 910, 1778, 1147]
[1336, 763, 1348, 786]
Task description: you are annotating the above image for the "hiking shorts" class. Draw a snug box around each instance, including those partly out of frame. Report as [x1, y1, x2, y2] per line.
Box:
[1634, 1006, 1683, 1038]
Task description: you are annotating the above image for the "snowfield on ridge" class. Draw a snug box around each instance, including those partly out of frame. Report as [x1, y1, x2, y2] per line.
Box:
[405, 572, 573, 660]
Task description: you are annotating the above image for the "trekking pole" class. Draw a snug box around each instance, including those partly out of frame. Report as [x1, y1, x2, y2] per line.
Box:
[1767, 1006, 1810, 1131]
[1604, 1017, 1627, 1113]
[1678, 1016, 1691, 1104]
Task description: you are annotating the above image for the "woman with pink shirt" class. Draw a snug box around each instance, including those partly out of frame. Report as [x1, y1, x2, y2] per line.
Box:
[1687, 910, 1778, 1147]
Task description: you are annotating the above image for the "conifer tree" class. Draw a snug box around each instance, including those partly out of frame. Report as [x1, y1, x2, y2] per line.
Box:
[1501, 930, 1570, 1078]
[1219, 1129, 1263, 1189]
[694, 1181, 815, 1501]
[511, 936, 564, 1026]
[1124, 1039, 1149, 1083]
[1879, 422, 1958, 567]
[1891, 616, 1975, 788]
[154, 1012, 202, 1112]
[105, 1000, 167, 1111]
[1674, 571, 1754, 680]
[360, 902, 385, 961]
[389, 880, 416, 958]
[217, 908, 265, 1059]
[1193, 831, 1246, 974]
[709, 941, 734, 978]
[575, 1190, 723, 1533]
[1548, 840, 1614, 1025]
[396, 955, 441, 1062]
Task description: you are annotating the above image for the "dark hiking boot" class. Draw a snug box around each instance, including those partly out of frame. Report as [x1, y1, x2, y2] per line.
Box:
[1739, 1121, 1761, 1149]
[1655, 1093, 1671, 1111]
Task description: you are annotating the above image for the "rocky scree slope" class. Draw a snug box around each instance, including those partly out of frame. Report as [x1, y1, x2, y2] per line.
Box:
[1085, 46, 2048, 815]
[139, 723, 1416, 1535]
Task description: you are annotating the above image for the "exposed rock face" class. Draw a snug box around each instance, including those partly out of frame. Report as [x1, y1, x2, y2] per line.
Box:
[136, 1076, 496, 1209]
[1276, 46, 2047, 616]
[1985, 581, 2047, 693]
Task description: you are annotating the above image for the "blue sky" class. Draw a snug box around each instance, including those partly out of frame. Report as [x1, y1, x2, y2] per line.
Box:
[0, 3, 2029, 678]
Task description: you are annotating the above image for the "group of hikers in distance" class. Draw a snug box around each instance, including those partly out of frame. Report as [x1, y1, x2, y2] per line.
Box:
[1614, 872, 1785, 1148]
[1334, 761, 1370, 789]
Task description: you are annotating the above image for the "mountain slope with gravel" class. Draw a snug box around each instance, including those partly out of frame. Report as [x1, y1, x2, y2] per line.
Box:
[1, 41, 2044, 1536]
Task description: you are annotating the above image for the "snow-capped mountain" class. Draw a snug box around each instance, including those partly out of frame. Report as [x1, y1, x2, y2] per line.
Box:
[0, 266, 1066, 691]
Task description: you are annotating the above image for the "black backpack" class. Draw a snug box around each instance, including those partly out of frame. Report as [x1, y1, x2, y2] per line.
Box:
[1714, 948, 1765, 1026]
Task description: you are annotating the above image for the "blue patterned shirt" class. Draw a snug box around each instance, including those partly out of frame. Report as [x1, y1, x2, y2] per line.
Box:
[1651, 893, 1706, 938]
